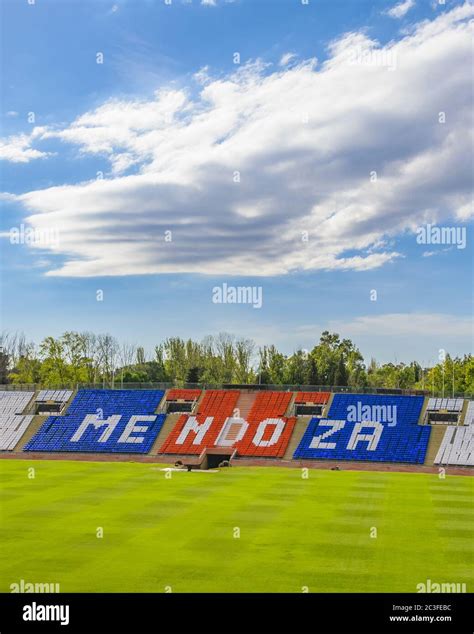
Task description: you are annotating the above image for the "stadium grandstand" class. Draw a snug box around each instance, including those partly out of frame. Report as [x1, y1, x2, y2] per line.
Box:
[23, 389, 166, 454]
[0, 385, 471, 468]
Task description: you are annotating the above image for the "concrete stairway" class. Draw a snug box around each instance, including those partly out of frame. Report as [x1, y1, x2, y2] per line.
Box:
[424, 425, 448, 466]
[193, 389, 206, 414]
[149, 413, 183, 455]
[322, 392, 335, 417]
[234, 391, 258, 420]
[285, 391, 297, 417]
[13, 415, 48, 451]
[418, 397, 430, 425]
[23, 392, 39, 415]
[283, 415, 312, 460]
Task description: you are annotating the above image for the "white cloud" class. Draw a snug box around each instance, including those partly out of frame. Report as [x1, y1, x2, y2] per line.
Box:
[422, 247, 452, 257]
[0, 128, 50, 163]
[4, 3, 473, 277]
[325, 313, 473, 338]
[201, 0, 217, 6]
[279, 52, 297, 67]
[386, 0, 415, 19]
[6, 111, 19, 118]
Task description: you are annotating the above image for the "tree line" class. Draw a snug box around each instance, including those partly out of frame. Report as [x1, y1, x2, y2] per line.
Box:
[0, 330, 472, 395]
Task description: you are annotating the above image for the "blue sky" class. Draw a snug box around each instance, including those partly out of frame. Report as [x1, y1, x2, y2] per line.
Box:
[1, 0, 472, 364]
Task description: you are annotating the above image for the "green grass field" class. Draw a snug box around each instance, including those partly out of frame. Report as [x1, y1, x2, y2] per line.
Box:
[1, 460, 473, 593]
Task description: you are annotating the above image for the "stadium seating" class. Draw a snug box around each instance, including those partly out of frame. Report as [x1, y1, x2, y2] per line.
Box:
[426, 398, 464, 412]
[328, 393, 423, 424]
[234, 391, 296, 458]
[434, 426, 474, 466]
[36, 389, 73, 403]
[161, 390, 296, 458]
[294, 391, 330, 417]
[0, 391, 36, 451]
[463, 401, 474, 426]
[294, 392, 330, 404]
[0, 391, 34, 414]
[294, 393, 431, 464]
[166, 389, 201, 401]
[7, 388, 469, 464]
[35, 389, 73, 414]
[23, 389, 165, 453]
[425, 397, 464, 424]
[160, 390, 240, 454]
[0, 415, 34, 450]
[165, 389, 202, 413]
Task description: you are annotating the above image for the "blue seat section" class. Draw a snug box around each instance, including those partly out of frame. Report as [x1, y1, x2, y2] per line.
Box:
[328, 393, 424, 425]
[294, 393, 430, 464]
[23, 389, 165, 453]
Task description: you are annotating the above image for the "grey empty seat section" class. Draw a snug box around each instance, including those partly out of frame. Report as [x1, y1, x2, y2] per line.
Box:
[434, 426, 474, 466]
[36, 390, 73, 403]
[0, 415, 34, 450]
[464, 401, 474, 426]
[0, 391, 34, 414]
[427, 398, 463, 412]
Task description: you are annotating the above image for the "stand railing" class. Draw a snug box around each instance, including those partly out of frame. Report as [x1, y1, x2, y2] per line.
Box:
[0, 382, 471, 398]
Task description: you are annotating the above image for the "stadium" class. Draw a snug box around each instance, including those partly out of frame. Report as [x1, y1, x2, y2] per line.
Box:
[1, 384, 473, 597]
[1, 0, 473, 631]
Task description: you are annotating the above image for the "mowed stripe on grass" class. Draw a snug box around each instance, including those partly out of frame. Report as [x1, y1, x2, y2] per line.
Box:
[0, 460, 472, 592]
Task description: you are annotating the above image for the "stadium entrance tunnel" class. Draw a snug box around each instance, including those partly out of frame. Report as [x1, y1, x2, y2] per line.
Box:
[166, 402, 194, 414]
[35, 402, 63, 415]
[181, 448, 236, 471]
[295, 404, 324, 416]
[427, 412, 459, 424]
[206, 448, 235, 468]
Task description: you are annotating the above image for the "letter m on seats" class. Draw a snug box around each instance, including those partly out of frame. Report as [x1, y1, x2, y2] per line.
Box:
[176, 416, 214, 445]
[70, 414, 121, 442]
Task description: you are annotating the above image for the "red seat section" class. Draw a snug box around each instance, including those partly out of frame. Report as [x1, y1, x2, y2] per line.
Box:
[166, 389, 202, 401]
[235, 391, 296, 458]
[160, 390, 239, 454]
[295, 391, 330, 404]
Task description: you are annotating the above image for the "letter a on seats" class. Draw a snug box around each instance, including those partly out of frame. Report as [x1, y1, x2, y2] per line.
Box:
[347, 421, 383, 451]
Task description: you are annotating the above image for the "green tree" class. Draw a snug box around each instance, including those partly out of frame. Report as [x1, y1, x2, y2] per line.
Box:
[136, 347, 146, 365]
[258, 346, 270, 384]
[0, 348, 9, 384]
[39, 336, 68, 385]
[285, 350, 309, 385]
[267, 346, 287, 384]
[234, 338, 255, 383]
[186, 366, 201, 383]
[333, 354, 349, 386]
[10, 354, 42, 384]
[308, 356, 319, 385]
